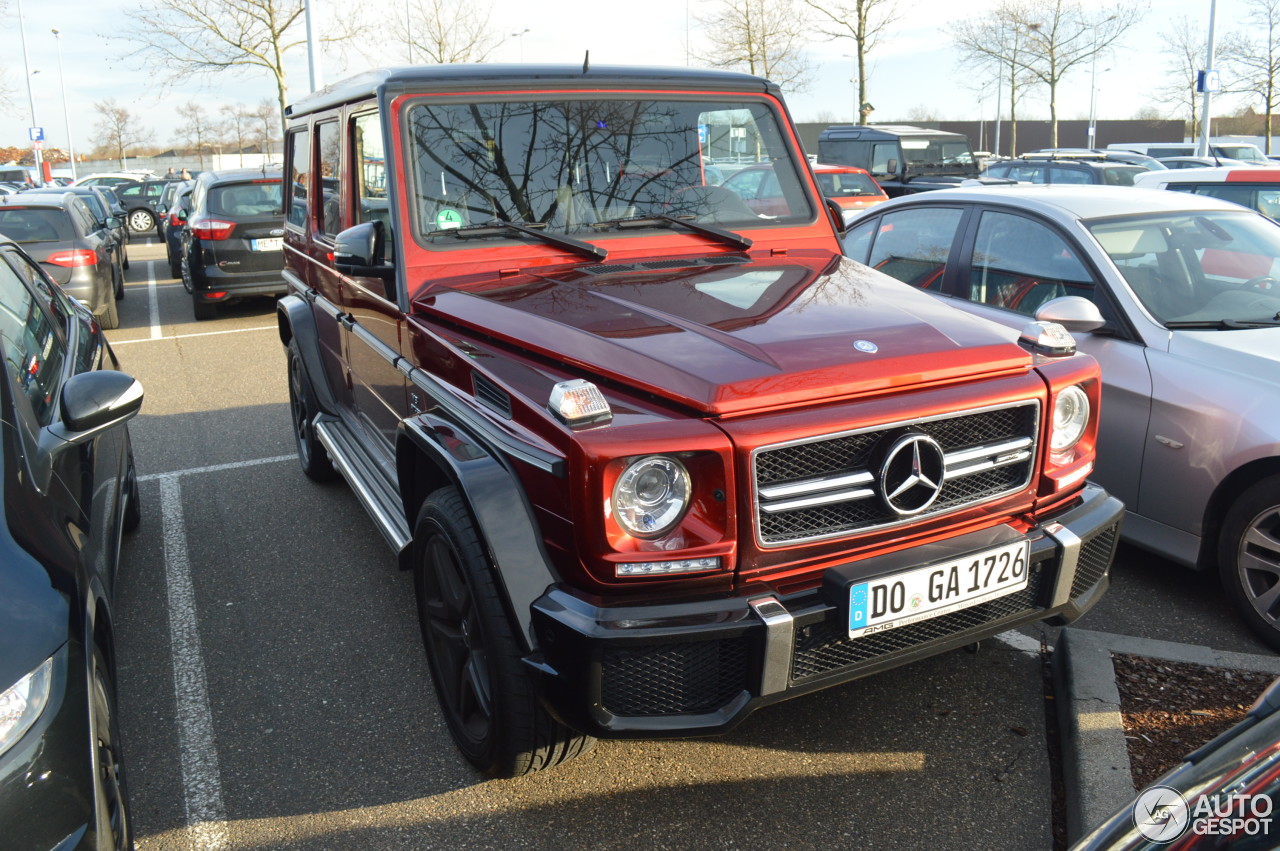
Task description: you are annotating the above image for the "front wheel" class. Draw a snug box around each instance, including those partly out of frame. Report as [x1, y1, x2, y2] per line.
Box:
[287, 340, 335, 482]
[127, 209, 154, 233]
[414, 488, 593, 777]
[1219, 477, 1280, 650]
[90, 645, 133, 850]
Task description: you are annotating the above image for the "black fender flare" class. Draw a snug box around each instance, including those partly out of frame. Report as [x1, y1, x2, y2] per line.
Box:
[276, 291, 338, 416]
[397, 414, 559, 652]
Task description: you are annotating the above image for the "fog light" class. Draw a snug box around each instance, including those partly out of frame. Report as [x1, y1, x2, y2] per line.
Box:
[617, 557, 721, 577]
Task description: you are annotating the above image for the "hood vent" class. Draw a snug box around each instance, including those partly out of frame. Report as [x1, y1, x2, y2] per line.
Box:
[579, 255, 749, 276]
[473, 373, 512, 419]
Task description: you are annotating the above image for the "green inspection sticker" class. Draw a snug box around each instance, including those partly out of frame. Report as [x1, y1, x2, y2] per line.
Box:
[435, 209, 463, 229]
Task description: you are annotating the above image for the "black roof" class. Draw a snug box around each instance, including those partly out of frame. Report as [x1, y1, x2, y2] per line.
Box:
[0, 192, 75, 209]
[196, 167, 283, 186]
[287, 64, 779, 118]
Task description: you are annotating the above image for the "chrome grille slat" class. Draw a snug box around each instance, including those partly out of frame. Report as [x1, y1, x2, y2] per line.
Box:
[753, 401, 1040, 546]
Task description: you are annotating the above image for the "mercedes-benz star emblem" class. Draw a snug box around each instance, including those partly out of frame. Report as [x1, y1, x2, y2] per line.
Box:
[853, 340, 878, 353]
[880, 433, 946, 516]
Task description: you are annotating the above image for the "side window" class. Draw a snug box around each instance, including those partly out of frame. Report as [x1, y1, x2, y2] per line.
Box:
[968, 211, 1097, 316]
[759, 171, 783, 200]
[0, 255, 66, 425]
[1008, 165, 1046, 184]
[1256, 188, 1280, 220]
[842, 217, 878, 263]
[69, 200, 95, 236]
[317, 121, 342, 240]
[985, 164, 1010, 178]
[352, 110, 391, 259]
[1048, 166, 1091, 185]
[4, 249, 73, 332]
[726, 169, 766, 200]
[870, 143, 898, 175]
[866, 207, 964, 291]
[285, 127, 312, 229]
[117, 184, 143, 201]
[1196, 184, 1258, 211]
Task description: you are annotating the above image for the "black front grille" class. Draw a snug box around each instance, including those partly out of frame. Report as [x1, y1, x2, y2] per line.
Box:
[601, 638, 749, 716]
[791, 569, 1048, 681]
[1070, 523, 1119, 598]
[755, 403, 1039, 545]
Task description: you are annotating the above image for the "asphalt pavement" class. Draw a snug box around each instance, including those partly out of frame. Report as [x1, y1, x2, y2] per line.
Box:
[104, 237, 1269, 850]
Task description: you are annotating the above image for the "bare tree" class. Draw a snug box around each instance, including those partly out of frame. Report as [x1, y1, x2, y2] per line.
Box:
[252, 99, 280, 160]
[694, 0, 815, 94]
[373, 0, 502, 64]
[802, 0, 904, 123]
[124, 0, 356, 140]
[221, 104, 253, 167]
[93, 99, 155, 169]
[1151, 16, 1205, 140]
[950, 2, 1040, 156]
[1220, 0, 1280, 153]
[175, 103, 216, 170]
[1006, 0, 1145, 147]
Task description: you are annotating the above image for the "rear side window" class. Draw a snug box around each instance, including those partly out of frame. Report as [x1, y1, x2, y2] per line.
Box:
[317, 121, 342, 239]
[207, 181, 283, 217]
[866, 207, 964, 291]
[1101, 167, 1143, 187]
[286, 127, 312, 229]
[0, 208, 73, 243]
[1048, 166, 1091, 185]
[1195, 184, 1260, 210]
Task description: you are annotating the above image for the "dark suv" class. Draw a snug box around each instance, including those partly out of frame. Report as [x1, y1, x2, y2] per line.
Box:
[114, 178, 180, 234]
[982, 153, 1148, 186]
[279, 64, 1123, 777]
[181, 169, 287, 319]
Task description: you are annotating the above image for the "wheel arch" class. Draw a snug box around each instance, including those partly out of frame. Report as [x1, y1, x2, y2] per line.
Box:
[1200, 456, 1280, 568]
[277, 294, 338, 415]
[397, 415, 559, 652]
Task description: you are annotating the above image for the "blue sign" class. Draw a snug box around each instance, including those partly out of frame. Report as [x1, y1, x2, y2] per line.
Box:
[698, 124, 708, 145]
[29, 127, 44, 142]
[1197, 70, 1222, 93]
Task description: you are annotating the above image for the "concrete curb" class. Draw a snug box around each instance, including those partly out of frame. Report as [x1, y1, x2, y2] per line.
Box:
[1053, 627, 1280, 844]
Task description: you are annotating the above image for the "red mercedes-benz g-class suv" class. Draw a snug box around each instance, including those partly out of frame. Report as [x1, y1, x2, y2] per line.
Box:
[278, 64, 1122, 777]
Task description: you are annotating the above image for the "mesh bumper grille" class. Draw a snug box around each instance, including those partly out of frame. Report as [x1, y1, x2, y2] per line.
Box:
[1070, 522, 1119, 598]
[600, 639, 749, 716]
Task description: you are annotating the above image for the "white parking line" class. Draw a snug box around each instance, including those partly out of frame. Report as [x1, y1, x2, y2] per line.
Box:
[111, 325, 277, 346]
[139, 454, 294, 483]
[158, 475, 229, 849]
[147, 260, 161, 340]
[995, 629, 1050, 655]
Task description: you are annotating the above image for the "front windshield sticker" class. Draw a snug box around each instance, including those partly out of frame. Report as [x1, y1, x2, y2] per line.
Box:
[435, 209, 464, 229]
[695, 270, 787, 310]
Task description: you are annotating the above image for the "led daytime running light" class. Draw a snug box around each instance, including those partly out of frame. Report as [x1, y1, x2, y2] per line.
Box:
[617, 557, 721, 577]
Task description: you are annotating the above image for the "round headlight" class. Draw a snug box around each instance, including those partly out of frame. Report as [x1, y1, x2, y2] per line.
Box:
[1051, 385, 1090, 454]
[611, 456, 692, 539]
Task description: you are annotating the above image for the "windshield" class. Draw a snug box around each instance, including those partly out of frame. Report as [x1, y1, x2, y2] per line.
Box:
[900, 137, 975, 166]
[405, 96, 813, 242]
[1090, 210, 1280, 325]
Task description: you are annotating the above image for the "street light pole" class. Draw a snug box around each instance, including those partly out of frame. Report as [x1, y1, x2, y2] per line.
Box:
[1088, 51, 1099, 148]
[15, 0, 44, 185]
[52, 29, 76, 181]
[1198, 0, 1218, 157]
[512, 29, 530, 62]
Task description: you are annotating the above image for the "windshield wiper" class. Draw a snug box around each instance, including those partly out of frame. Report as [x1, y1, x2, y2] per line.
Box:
[427, 220, 607, 261]
[1165, 318, 1280, 329]
[589, 214, 753, 251]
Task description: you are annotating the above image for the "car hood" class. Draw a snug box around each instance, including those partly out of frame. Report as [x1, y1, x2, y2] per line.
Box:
[1169, 326, 1280, 385]
[414, 255, 1031, 415]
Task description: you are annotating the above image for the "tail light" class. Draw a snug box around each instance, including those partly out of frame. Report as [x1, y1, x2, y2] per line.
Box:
[46, 249, 98, 267]
[191, 219, 235, 241]
[168, 211, 182, 227]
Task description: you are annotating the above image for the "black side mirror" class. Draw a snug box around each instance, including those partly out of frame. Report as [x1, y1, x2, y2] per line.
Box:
[335, 221, 395, 283]
[106, 216, 122, 230]
[33, 370, 144, 493]
[886, 158, 899, 175]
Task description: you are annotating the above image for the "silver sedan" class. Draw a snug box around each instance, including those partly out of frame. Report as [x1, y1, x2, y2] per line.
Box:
[844, 185, 1280, 648]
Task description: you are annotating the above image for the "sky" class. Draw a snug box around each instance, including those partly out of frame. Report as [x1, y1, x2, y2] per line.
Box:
[0, 0, 1250, 158]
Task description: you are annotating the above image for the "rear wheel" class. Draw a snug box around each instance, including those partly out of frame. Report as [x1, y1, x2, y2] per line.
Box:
[122, 448, 141, 533]
[180, 245, 194, 294]
[90, 644, 132, 851]
[127, 209, 154, 233]
[1219, 476, 1280, 651]
[192, 297, 217, 321]
[414, 488, 593, 777]
[287, 340, 335, 482]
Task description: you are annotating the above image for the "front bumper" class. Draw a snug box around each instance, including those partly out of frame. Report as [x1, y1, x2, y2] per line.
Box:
[530, 483, 1122, 738]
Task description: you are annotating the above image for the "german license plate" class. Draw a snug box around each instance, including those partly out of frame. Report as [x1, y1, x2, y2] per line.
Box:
[847, 540, 1029, 639]
[251, 238, 282, 251]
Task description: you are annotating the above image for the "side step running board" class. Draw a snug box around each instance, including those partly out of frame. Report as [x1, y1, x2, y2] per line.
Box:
[313, 416, 412, 554]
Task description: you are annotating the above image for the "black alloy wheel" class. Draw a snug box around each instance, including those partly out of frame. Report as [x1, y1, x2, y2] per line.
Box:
[90, 645, 132, 850]
[1220, 477, 1280, 651]
[286, 340, 335, 482]
[413, 488, 592, 777]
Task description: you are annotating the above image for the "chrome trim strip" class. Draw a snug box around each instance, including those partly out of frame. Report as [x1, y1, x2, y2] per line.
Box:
[943, 437, 1033, 469]
[945, 450, 1033, 479]
[1045, 521, 1083, 609]
[758, 470, 875, 500]
[760, 487, 876, 513]
[748, 597, 795, 696]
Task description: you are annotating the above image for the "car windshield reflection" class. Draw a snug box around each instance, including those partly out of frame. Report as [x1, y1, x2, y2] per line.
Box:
[1089, 211, 1280, 326]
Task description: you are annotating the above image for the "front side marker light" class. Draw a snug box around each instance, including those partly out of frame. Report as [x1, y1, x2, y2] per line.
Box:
[617, 557, 721, 577]
[549, 379, 612, 427]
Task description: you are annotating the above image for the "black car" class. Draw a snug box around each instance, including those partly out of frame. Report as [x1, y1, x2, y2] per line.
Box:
[24, 185, 131, 276]
[0, 234, 143, 849]
[0, 195, 123, 329]
[113, 178, 180, 234]
[162, 181, 195, 278]
[181, 168, 286, 319]
[981, 153, 1149, 186]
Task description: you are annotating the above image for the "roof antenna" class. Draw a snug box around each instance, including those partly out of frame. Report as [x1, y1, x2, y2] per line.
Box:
[583, 50, 590, 74]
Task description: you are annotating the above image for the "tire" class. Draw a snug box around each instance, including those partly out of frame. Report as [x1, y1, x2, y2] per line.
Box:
[122, 448, 141, 533]
[127, 209, 153, 234]
[414, 488, 593, 777]
[287, 340, 336, 482]
[90, 644, 133, 850]
[180, 249, 194, 294]
[98, 294, 120, 330]
[192, 297, 217, 321]
[114, 260, 124, 301]
[1219, 476, 1280, 651]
